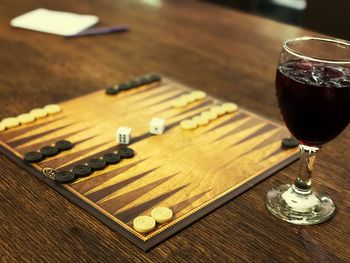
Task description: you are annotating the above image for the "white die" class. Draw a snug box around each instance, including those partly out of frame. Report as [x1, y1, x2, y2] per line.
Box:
[150, 117, 165, 135]
[116, 127, 132, 144]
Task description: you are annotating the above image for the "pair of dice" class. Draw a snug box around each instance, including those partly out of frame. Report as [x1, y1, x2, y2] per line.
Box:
[116, 117, 165, 144]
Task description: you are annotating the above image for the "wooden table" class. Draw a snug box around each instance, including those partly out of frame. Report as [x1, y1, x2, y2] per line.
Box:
[0, 0, 349, 261]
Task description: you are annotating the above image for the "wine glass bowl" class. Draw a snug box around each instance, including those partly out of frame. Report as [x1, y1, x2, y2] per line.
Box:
[266, 37, 350, 225]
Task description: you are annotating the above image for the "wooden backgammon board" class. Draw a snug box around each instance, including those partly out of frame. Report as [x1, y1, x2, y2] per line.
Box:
[0, 75, 299, 251]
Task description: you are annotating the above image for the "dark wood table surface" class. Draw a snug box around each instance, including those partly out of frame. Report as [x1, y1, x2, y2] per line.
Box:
[0, 0, 349, 262]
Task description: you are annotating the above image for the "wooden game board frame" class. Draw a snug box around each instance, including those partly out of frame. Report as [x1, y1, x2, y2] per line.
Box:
[0, 140, 298, 251]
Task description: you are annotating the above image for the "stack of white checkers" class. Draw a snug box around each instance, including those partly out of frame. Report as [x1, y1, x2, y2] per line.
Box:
[0, 104, 61, 132]
[133, 207, 173, 233]
[180, 102, 238, 130]
[172, 90, 207, 108]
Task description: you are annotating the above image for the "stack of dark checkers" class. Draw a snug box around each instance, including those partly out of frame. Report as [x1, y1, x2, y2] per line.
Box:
[106, 74, 161, 95]
[0, 75, 299, 251]
[55, 147, 135, 184]
[24, 140, 73, 163]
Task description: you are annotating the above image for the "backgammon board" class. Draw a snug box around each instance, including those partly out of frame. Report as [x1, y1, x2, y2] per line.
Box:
[0, 75, 299, 251]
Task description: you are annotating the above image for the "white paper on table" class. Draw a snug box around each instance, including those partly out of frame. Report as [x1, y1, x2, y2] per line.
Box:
[10, 8, 99, 36]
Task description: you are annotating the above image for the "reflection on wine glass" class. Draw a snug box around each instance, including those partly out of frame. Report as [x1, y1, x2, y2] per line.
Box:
[266, 37, 350, 225]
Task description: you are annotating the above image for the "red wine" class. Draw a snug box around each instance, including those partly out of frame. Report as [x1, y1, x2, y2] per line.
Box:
[276, 60, 350, 147]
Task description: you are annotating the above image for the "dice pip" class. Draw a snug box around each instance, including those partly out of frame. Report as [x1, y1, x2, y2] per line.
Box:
[116, 127, 132, 144]
[150, 117, 165, 135]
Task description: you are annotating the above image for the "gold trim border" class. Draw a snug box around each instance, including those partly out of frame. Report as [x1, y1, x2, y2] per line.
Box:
[63, 147, 297, 242]
[0, 121, 298, 243]
[0, 78, 299, 244]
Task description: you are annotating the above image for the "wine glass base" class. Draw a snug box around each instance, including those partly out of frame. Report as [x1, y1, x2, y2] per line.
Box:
[266, 184, 335, 225]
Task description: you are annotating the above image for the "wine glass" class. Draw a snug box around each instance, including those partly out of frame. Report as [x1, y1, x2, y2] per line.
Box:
[266, 37, 350, 225]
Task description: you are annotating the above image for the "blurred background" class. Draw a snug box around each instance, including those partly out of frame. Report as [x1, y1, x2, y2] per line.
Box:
[204, 0, 349, 40]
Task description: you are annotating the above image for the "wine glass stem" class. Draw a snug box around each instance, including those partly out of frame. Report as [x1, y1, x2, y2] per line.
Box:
[293, 144, 319, 195]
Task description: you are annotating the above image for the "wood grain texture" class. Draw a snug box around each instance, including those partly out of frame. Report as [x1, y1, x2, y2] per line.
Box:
[0, 77, 297, 250]
[0, 0, 349, 261]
